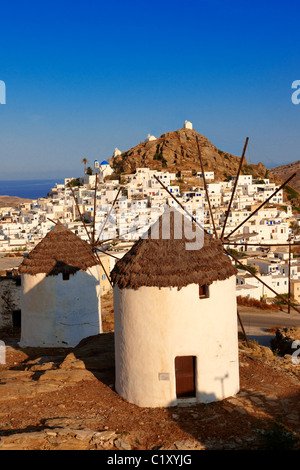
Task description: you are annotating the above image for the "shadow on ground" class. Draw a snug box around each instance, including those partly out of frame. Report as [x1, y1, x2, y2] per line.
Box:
[3, 330, 115, 387]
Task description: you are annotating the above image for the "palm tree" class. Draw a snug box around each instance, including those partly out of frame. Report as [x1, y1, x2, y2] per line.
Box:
[82, 157, 89, 174]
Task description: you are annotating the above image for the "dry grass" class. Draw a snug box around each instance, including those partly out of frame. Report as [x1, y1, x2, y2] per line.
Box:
[237, 295, 278, 310]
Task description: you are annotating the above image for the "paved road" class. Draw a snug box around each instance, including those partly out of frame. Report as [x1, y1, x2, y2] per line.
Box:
[238, 306, 300, 346]
[0, 255, 24, 272]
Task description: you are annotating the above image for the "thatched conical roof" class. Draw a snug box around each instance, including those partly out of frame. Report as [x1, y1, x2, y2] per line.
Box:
[19, 221, 99, 276]
[111, 208, 237, 290]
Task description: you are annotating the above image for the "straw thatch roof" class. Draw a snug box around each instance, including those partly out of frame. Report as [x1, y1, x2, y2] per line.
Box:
[111, 208, 237, 290]
[19, 221, 99, 276]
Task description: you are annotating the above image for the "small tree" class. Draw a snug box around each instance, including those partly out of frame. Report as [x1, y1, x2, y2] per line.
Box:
[290, 221, 300, 235]
[82, 157, 89, 174]
[68, 178, 81, 188]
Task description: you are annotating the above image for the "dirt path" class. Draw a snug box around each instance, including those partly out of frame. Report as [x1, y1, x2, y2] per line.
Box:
[0, 327, 299, 450]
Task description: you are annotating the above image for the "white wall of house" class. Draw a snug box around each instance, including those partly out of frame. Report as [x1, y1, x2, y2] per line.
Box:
[236, 284, 261, 300]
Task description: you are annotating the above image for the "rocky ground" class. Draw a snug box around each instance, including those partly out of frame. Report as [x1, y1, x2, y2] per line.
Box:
[0, 302, 299, 451]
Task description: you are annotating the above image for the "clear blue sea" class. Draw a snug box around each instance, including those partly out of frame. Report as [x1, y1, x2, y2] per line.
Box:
[0, 179, 65, 200]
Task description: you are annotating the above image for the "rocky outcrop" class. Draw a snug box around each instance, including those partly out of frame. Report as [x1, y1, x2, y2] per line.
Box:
[270, 161, 300, 193]
[111, 127, 270, 181]
[270, 328, 300, 357]
[0, 333, 115, 401]
[0, 426, 205, 450]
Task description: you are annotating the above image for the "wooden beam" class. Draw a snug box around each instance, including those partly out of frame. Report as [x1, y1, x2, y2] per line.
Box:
[69, 184, 92, 243]
[221, 137, 249, 239]
[237, 309, 250, 347]
[224, 172, 297, 240]
[92, 173, 98, 247]
[196, 135, 218, 238]
[153, 175, 209, 235]
[94, 187, 122, 246]
[225, 247, 300, 314]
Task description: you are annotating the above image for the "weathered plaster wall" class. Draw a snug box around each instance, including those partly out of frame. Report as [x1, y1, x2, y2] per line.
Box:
[114, 276, 239, 407]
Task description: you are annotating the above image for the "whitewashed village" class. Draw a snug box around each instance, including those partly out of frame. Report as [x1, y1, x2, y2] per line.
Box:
[0, 123, 300, 450]
[1, 122, 300, 307]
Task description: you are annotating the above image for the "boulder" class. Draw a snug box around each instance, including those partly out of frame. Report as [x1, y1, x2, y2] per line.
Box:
[270, 328, 300, 356]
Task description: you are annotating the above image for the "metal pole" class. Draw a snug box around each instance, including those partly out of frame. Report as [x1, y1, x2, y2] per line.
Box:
[47, 217, 57, 225]
[98, 224, 144, 246]
[95, 248, 120, 260]
[69, 184, 92, 243]
[224, 172, 297, 240]
[94, 187, 122, 246]
[221, 137, 249, 239]
[288, 238, 291, 314]
[94, 251, 113, 288]
[92, 173, 98, 247]
[237, 309, 250, 347]
[196, 135, 218, 238]
[223, 241, 299, 247]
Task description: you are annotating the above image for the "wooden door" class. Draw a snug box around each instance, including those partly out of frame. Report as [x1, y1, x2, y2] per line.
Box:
[175, 356, 196, 398]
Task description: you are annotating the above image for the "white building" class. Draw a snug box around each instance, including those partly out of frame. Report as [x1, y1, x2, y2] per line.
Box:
[144, 133, 156, 142]
[113, 148, 122, 158]
[111, 208, 239, 407]
[232, 175, 253, 185]
[183, 120, 193, 130]
[99, 160, 114, 181]
[198, 172, 215, 181]
[18, 222, 102, 347]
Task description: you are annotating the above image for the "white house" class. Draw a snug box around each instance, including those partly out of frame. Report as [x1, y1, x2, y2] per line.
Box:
[198, 172, 215, 181]
[232, 175, 253, 185]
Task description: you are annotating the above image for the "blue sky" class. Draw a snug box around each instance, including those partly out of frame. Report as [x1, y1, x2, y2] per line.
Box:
[0, 0, 300, 180]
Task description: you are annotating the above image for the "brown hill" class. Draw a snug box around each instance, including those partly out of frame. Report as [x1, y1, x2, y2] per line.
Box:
[0, 196, 32, 208]
[270, 161, 300, 193]
[111, 127, 270, 182]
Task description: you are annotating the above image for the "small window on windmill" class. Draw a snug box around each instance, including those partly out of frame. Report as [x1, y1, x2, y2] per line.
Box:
[62, 273, 70, 281]
[199, 284, 209, 299]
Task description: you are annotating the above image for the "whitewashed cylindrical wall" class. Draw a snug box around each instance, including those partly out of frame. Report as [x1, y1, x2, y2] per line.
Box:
[20, 265, 102, 347]
[114, 276, 239, 407]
